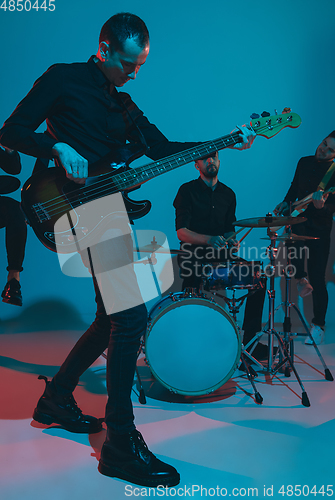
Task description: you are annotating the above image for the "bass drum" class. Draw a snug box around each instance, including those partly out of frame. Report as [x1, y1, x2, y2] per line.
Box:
[145, 293, 241, 396]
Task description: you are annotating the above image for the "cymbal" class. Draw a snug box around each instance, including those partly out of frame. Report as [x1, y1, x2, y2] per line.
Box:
[133, 244, 187, 255]
[260, 234, 320, 242]
[234, 216, 307, 228]
[0, 175, 20, 195]
[0, 149, 21, 175]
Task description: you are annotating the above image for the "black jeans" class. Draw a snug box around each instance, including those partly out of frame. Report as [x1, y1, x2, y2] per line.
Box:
[288, 223, 331, 327]
[0, 196, 27, 271]
[51, 278, 147, 434]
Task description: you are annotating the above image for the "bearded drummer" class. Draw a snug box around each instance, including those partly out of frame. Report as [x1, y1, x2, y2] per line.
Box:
[173, 151, 268, 360]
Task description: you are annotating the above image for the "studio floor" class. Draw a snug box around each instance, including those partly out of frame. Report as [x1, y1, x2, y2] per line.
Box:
[0, 308, 334, 500]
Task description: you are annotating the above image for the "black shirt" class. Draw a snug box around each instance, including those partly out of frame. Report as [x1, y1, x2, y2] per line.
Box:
[284, 155, 335, 229]
[173, 177, 236, 236]
[0, 56, 199, 164]
[173, 177, 237, 284]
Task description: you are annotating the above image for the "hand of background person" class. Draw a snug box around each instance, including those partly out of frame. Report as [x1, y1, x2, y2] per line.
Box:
[273, 201, 289, 216]
[312, 190, 329, 209]
[227, 238, 240, 256]
[207, 235, 227, 249]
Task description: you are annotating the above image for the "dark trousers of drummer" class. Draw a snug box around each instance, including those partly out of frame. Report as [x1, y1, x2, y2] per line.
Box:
[287, 223, 331, 328]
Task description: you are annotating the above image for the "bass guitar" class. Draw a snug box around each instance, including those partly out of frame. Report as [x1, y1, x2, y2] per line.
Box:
[21, 111, 301, 253]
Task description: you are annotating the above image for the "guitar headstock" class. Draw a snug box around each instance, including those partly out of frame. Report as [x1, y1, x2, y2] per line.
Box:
[250, 109, 302, 139]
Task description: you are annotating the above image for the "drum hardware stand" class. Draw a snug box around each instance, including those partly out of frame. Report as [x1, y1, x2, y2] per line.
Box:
[271, 234, 334, 382]
[257, 225, 313, 406]
[214, 289, 263, 404]
[134, 345, 147, 405]
[232, 213, 332, 406]
[215, 287, 266, 372]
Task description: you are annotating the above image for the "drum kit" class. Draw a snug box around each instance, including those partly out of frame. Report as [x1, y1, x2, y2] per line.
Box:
[0, 175, 21, 195]
[133, 215, 333, 407]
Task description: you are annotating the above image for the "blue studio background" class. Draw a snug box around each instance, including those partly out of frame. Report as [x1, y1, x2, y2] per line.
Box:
[0, 0, 334, 331]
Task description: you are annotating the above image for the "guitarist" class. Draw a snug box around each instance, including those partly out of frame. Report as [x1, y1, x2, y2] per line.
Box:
[274, 131, 335, 345]
[0, 13, 255, 487]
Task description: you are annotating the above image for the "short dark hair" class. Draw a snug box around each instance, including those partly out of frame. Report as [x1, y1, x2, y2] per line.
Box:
[327, 130, 335, 139]
[99, 12, 149, 54]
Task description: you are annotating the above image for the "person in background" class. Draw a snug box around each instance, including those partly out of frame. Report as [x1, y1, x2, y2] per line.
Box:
[274, 131, 335, 345]
[0, 146, 27, 306]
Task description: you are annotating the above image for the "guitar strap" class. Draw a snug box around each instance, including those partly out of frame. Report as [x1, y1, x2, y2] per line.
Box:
[32, 157, 50, 175]
[115, 89, 149, 154]
[32, 90, 149, 176]
[318, 161, 335, 191]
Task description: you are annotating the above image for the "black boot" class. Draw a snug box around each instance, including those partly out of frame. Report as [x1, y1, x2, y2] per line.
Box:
[33, 375, 103, 434]
[1, 278, 22, 306]
[98, 429, 180, 487]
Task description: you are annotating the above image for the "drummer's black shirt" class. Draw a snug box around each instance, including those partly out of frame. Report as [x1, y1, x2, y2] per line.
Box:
[173, 177, 236, 263]
[174, 177, 236, 235]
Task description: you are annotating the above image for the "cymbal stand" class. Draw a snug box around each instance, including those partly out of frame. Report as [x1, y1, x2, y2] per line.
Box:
[247, 226, 312, 406]
[273, 230, 334, 382]
[214, 288, 263, 404]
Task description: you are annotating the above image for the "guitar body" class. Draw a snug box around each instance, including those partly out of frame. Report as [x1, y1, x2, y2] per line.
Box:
[21, 144, 151, 253]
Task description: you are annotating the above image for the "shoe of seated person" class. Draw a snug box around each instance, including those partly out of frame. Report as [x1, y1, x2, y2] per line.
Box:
[32, 375, 103, 434]
[297, 277, 313, 298]
[305, 323, 324, 345]
[243, 342, 278, 363]
[98, 428, 180, 487]
[1, 278, 22, 306]
[249, 342, 269, 360]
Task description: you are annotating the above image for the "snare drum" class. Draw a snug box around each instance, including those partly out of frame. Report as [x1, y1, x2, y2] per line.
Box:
[145, 293, 241, 395]
[202, 260, 264, 291]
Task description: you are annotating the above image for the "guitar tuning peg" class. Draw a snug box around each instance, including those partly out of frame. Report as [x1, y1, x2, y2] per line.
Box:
[261, 111, 270, 117]
[282, 107, 291, 114]
[250, 113, 260, 119]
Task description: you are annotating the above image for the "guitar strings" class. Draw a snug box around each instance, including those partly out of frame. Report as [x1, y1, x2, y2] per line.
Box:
[34, 126, 265, 220]
[34, 131, 243, 219]
[40, 132, 240, 207]
[33, 122, 283, 221]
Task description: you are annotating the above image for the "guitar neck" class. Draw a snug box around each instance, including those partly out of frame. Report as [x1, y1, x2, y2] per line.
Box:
[111, 132, 242, 192]
[110, 111, 302, 192]
[77, 111, 301, 203]
[291, 186, 335, 217]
